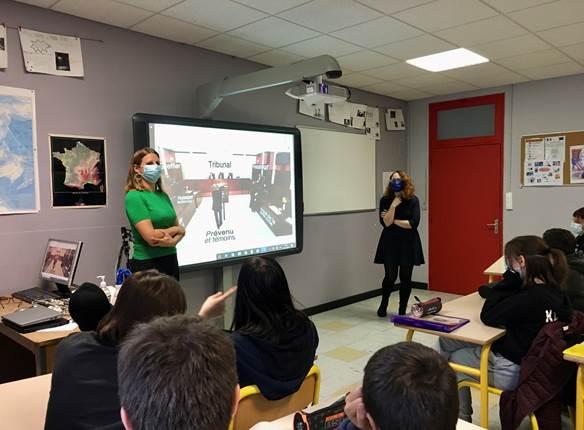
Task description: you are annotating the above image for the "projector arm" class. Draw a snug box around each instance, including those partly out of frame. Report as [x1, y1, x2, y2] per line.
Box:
[196, 55, 342, 118]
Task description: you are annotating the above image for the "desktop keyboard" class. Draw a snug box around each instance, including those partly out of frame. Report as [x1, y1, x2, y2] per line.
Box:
[12, 287, 61, 303]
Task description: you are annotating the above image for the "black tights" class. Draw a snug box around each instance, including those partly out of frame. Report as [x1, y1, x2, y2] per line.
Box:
[382, 263, 414, 314]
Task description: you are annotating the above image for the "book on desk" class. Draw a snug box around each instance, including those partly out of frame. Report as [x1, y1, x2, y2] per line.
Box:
[391, 314, 470, 333]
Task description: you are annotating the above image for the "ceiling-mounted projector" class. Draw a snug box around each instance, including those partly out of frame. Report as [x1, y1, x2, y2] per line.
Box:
[285, 79, 349, 105]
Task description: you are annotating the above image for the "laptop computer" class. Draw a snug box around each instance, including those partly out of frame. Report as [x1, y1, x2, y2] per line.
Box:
[2, 306, 63, 328]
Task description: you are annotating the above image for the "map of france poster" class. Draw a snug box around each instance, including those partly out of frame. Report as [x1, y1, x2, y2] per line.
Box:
[0, 86, 39, 215]
[50, 135, 107, 207]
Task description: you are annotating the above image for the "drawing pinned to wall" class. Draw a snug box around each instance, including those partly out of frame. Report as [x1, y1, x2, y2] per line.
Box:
[524, 160, 563, 186]
[365, 107, 380, 140]
[298, 100, 325, 120]
[570, 145, 584, 184]
[0, 24, 7, 69]
[50, 135, 107, 207]
[0, 85, 39, 215]
[19, 27, 84, 77]
[328, 101, 367, 129]
[385, 109, 405, 131]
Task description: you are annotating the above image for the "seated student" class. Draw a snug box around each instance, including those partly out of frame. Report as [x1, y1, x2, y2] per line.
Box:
[441, 235, 572, 422]
[543, 228, 584, 312]
[68, 282, 112, 331]
[571, 207, 584, 255]
[339, 342, 458, 430]
[230, 256, 319, 400]
[118, 315, 239, 430]
[45, 270, 234, 430]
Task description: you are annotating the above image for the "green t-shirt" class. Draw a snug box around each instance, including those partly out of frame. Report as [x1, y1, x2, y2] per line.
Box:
[125, 190, 177, 260]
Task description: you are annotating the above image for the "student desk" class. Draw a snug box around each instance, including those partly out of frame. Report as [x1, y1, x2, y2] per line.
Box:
[563, 343, 584, 430]
[394, 293, 506, 429]
[483, 256, 505, 283]
[0, 373, 51, 429]
[0, 299, 77, 378]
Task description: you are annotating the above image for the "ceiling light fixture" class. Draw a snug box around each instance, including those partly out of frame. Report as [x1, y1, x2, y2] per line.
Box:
[406, 48, 489, 72]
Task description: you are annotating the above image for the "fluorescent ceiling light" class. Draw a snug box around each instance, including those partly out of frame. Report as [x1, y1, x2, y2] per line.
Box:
[406, 48, 489, 72]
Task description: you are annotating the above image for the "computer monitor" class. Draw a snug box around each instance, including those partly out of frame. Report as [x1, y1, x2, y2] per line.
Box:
[40, 239, 83, 297]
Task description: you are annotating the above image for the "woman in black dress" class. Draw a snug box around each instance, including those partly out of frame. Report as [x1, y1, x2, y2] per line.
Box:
[375, 170, 425, 317]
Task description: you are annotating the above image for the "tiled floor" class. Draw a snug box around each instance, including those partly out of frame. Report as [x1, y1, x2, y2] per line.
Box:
[309, 289, 557, 430]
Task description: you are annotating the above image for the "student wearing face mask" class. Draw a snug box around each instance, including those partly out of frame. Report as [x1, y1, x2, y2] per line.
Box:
[374, 170, 424, 317]
[124, 148, 185, 280]
[571, 207, 584, 255]
[440, 236, 572, 422]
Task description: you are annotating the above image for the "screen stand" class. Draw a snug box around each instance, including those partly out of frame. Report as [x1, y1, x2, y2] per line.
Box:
[41, 280, 71, 298]
[214, 265, 235, 330]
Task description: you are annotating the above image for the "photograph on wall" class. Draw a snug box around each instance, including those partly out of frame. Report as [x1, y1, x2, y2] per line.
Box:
[365, 106, 381, 140]
[50, 135, 107, 207]
[0, 85, 39, 215]
[328, 101, 367, 129]
[570, 145, 584, 184]
[19, 27, 84, 77]
[298, 100, 325, 120]
[524, 159, 563, 186]
[0, 24, 7, 69]
[385, 108, 405, 131]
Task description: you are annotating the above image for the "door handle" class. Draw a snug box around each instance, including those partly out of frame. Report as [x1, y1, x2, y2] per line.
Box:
[486, 218, 499, 235]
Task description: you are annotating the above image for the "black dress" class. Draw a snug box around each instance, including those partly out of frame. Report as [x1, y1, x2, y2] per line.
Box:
[374, 195, 425, 266]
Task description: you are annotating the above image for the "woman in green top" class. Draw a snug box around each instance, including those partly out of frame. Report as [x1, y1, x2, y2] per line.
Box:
[124, 148, 185, 280]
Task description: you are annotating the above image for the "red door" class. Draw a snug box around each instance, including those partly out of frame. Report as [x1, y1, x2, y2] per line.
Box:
[429, 94, 504, 295]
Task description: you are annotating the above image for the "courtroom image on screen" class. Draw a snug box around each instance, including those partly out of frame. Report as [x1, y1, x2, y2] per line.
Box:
[42, 246, 76, 279]
[149, 123, 297, 267]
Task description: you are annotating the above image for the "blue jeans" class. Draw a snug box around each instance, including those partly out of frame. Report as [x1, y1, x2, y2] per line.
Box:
[439, 338, 520, 422]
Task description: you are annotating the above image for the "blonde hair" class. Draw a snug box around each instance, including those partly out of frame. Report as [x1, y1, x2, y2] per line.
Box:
[125, 148, 163, 193]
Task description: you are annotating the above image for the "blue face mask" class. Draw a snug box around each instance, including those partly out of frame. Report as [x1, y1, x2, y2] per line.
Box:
[143, 164, 161, 184]
[390, 179, 403, 192]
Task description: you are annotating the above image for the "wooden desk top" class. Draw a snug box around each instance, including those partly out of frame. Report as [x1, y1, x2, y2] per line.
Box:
[0, 373, 51, 429]
[564, 343, 584, 364]
[483, 256, 505, 277]
[0, 299, 77, 348]
[396, 293, 506, 346]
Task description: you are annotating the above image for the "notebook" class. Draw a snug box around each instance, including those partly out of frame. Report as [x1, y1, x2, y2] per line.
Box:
[390, 314, 470, 333]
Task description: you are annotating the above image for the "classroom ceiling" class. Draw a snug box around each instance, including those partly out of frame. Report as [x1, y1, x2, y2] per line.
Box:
[15, 0, 584, 101]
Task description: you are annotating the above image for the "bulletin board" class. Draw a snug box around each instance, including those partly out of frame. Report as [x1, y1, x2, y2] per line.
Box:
[520, 130, 584, 187]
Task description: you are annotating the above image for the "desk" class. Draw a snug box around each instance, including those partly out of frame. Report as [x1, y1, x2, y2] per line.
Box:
[395, 293, 506, 429]
[0, 300, 77, 377]
[0, 373, 51, 430]
[483, 256, 505, 283]
[563, 344, 584, 430]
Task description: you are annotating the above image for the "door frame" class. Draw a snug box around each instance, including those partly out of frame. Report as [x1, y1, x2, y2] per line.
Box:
[428, 93, 505, 292]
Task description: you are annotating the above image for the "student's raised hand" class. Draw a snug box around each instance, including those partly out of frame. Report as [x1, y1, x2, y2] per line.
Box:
[198, 286, 237, 320]
[344, 387, 373, 430]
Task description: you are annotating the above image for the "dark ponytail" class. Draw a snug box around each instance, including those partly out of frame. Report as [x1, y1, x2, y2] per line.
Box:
[548, 248, 568, 289]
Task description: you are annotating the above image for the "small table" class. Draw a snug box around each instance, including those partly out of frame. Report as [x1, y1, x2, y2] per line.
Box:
[395, 293, 506, 429]
[563, 343, 584, 430]
[0, 299, 77, 377]
[483, 256, 505, 283]
[0, 373, 51, 430]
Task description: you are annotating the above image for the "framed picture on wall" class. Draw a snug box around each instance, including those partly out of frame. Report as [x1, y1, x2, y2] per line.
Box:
[49, 134, 107, 208]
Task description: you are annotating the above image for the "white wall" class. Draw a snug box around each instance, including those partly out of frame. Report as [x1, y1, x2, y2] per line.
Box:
[407, 73, 584, 285]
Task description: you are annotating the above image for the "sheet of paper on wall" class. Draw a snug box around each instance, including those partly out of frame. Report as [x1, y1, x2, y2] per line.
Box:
[365, 107, 380, 140]
[525, 139, 545, 161]
[544, 135, 565, 161]
[570, 145, 584, 184]
[524, 159, 563, 186]
[19, 27, 84, 77]
[298, 100, 325, 120]
[0, 85, 40, 214]
[0, 24, 7, 69]
[327, 101, 367, 130]
[385, 109, 405, 131]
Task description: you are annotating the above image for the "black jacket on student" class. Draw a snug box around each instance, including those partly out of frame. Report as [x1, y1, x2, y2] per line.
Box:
[44, 332, 122, 430]
[480, 272, 572, 365]
[565, 253, 584, 312]
[232, 318, 319, 401]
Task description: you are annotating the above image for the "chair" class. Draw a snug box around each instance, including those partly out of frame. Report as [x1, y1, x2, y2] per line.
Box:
[230, 364, 321, 430]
